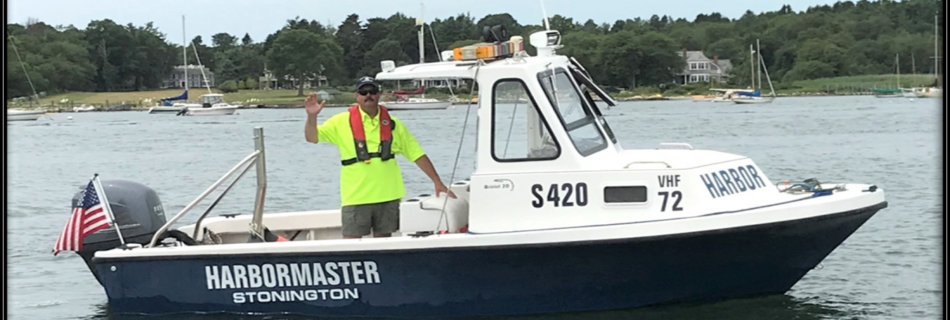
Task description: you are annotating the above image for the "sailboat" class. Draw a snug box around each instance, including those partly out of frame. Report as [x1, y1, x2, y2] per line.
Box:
[734, 39, 775, 104]
[7, 31, 48, 121]
[149, 16, 190, 114]
[914, 14, 942, 98]
[383, 3, 451, 111]
[149, 16, 238, 116]
[874, 54, 907, 98]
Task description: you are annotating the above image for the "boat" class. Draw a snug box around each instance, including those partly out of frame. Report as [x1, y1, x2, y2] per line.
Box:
[149, 16, 191, 115]
[913, 15, 942, 99]
[734, 40, 775, 104]
[382, 86, 452, 110]
[59, 18, 887, 319]
[386, 97, 452, 110]
[8, 109, 46, 121]
[176, 94, 238, 116]
[148, 90, 188, 114]
[73, 105, 96, 112]
[151, 16, 238, 116]
[382, 4, 450, 111]
[7, 30, 46, 121]
[705, 88, 755, 102]
[874, 54, 911, 98]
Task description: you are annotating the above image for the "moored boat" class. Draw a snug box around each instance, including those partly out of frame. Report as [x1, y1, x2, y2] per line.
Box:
[8, 109, 46, 121]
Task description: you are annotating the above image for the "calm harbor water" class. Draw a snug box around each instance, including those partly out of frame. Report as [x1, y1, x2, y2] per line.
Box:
[7, 96, 943, 320]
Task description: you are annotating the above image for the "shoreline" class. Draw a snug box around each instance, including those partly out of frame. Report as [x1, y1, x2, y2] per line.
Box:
[6, 92, 915, 113]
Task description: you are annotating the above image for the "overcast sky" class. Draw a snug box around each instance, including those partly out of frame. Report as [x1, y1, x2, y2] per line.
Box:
[9, 0, 843, 45]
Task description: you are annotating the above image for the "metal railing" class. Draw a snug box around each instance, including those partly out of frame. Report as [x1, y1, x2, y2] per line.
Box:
[148, 127, 268, 248]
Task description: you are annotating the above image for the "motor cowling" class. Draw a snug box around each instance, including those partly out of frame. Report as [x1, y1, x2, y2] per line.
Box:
[71, 180, 167, 283]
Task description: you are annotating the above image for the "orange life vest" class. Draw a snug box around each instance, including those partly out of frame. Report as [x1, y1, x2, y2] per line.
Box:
[341, 104, 396, 166]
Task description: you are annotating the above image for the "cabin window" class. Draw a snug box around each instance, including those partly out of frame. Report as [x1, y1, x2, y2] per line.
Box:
[538, 68, 608, 157]
[604, 186, 648, 203]
[491, 79, 560, 162]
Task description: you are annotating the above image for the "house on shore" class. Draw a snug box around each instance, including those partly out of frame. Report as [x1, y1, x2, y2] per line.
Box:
[163, 65, 216, 88]
[673, 49, 733, 85]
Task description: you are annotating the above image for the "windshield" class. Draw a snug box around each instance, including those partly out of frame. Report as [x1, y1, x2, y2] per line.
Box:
[537, 67, 608, 156]
[568, 57, 618, 144]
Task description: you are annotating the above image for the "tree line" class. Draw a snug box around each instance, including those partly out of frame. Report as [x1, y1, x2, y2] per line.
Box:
[5, 0, 943, 99]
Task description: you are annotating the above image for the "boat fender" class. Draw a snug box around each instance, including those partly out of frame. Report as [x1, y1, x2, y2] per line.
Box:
[457, 224, 469, 233]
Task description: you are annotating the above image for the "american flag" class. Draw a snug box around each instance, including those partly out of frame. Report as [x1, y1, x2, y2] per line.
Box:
[53, 180, 111, 255]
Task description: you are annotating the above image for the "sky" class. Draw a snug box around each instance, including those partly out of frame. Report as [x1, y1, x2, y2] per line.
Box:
[9, 0, 844, 45]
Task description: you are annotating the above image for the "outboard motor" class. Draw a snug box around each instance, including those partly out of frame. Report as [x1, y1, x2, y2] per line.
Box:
[70, 180, 167, 283]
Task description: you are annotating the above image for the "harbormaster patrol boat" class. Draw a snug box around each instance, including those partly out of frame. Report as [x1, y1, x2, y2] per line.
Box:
[62, 22, 887, 318]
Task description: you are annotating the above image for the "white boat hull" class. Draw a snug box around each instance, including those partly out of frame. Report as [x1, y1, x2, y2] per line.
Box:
[7, 109, 45, 121]
[385, 100, 451, 110]
[914, 88, 942, 98]
[733, 97, 775, 104]
[184, 106, 239, 116]
[148, 106, 186, 114]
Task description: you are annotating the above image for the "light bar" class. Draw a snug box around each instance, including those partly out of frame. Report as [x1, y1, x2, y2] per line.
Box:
[452, 36, 524, 61]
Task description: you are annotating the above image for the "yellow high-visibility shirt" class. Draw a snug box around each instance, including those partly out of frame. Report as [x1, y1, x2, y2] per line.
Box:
[316, 106, 425, 207]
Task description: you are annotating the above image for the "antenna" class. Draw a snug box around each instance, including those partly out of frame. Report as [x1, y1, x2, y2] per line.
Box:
[539, 0, 550, 30]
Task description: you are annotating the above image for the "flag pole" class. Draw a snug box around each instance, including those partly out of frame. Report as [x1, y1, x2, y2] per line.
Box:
[93, 173, 126, 245]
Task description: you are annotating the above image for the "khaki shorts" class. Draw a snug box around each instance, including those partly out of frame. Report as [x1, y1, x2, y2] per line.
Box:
[341, 199, 400, 236]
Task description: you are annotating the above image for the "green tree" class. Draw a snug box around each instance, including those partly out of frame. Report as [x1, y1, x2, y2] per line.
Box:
[266, 29, 343, 96]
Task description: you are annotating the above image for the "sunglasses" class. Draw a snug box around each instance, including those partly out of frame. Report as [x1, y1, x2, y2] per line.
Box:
[358, 88, 379, 96]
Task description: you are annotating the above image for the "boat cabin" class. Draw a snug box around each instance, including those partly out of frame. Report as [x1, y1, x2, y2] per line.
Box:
[201, 94, 227, 105]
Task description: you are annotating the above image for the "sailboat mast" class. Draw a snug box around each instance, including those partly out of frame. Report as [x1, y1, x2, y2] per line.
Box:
[418, 3, 424, 65]
[912, 52, 916, 75]
[897, 53, 901, 88]
[182, 15, 188, 92]
[756, 39, 762, 93]
[935, 14, 941, 87]
[750, 44, 755, 90]
[415, 3, 426, 99]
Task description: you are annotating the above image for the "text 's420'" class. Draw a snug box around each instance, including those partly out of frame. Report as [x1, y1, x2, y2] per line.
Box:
[531, 183, 588, 208]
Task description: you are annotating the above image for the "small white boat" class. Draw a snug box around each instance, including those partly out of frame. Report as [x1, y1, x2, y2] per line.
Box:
[7, 109, 46, 121]
[733, 96, 776, 104]
[385, 98, 452, 110]
[912, 16, 942, 99]
[179, 94, 239, 116]
[73, 105, 96, 112]
[913, 87, 942, 98]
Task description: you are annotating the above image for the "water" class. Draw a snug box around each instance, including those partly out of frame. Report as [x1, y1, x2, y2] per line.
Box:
[7, 96, 943, 320]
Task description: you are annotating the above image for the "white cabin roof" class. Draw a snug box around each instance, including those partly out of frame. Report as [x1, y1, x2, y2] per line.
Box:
[375, 55, 565, 81]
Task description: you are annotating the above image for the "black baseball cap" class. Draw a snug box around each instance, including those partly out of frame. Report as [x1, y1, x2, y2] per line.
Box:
[355, 76, 378, 91]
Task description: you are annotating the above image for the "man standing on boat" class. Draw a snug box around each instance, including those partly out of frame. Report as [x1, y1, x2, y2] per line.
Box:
[304, 76, 454, 239]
